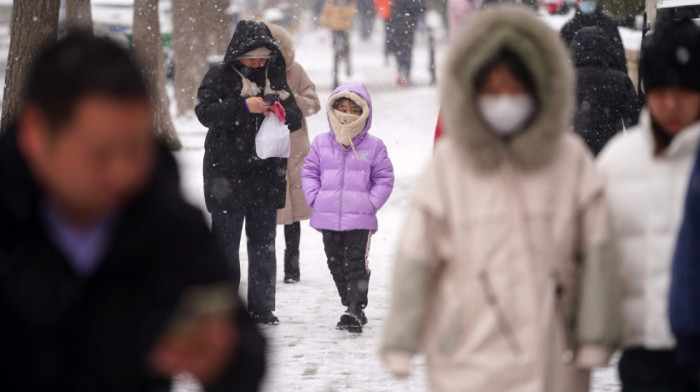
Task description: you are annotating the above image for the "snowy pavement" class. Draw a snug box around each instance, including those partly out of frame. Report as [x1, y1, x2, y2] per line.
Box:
[173, 18, 622, 391]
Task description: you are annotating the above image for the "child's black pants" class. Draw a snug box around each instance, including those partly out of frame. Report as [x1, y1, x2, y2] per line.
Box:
[321, 229, 371, 308]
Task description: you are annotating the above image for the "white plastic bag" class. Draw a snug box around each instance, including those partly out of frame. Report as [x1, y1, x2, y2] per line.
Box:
[255, 114, 290, 159]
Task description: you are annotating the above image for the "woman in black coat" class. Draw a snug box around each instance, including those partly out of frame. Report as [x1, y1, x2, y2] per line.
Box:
[196, 20, 303, 325]
[571, 26, 641, 156]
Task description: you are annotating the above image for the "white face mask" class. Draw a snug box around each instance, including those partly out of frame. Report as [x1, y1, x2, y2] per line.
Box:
[478, 94, 535, 136]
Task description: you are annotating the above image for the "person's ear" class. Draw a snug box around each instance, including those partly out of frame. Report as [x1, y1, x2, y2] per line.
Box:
[17, 104, 51, 163]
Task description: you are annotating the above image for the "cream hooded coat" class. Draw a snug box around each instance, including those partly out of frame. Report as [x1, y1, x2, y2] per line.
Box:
[380, 6, 622, 392]
[267, 23, 322, 225]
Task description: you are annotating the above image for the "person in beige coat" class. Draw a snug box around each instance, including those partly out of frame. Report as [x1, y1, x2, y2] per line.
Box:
[380, 6, 622, 392]
[266, 23, 321, 284]
[319, 0, 358, 87]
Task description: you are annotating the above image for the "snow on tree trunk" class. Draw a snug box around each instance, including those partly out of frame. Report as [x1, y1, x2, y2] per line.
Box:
[133, 0, 182, 150]
[172, 0, 207, 117]
[1, 0, 60, 131]
[66, 0, 93, 34]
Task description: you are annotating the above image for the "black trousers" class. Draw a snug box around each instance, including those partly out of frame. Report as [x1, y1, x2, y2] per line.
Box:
[211, 207, 276, 313]
[284, 222, 301, 279]
[321, 229, 371, 308]
[619, 348, 700, 392]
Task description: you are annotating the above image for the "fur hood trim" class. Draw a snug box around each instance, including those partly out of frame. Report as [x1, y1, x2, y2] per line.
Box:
[441, 5, 575, 171]
[266, 22, 296, 70]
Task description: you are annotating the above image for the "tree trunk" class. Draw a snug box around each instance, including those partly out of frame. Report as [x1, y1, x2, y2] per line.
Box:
[133, 0, 182, 150]
[205, 0, 230, 57]
[1, 0, 60, 131]
[172, 0, 208, 117]
[66, 0, 93, 34]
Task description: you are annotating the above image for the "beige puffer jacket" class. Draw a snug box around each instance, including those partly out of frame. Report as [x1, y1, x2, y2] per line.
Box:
[319, 3, 358, 32]
[380, 6, 622, 392]
[267, 23, 321, 226]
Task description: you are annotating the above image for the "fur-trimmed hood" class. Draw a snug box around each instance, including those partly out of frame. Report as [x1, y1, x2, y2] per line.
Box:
[265, 22, 296, 70]
[326, 83, 373, 146]
[441, 5, 575, 171]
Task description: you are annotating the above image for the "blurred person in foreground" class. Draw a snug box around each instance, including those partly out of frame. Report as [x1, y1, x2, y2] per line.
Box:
[381, 6, 621, 391]
[560, 0, 627, 73]
[597, 17, 700, 391]
[570, 26, 640, 156]
[0, 34, 264, 391]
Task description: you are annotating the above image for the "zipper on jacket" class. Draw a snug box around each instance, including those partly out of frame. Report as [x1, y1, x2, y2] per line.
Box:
[338, 149, 348, 231]
[478, 270, 528, 367]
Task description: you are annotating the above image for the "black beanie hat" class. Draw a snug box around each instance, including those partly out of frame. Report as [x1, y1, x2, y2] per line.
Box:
[639, 18, 700, 94]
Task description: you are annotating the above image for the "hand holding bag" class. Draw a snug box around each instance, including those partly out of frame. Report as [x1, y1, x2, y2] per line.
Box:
[255, 102, 290, 159]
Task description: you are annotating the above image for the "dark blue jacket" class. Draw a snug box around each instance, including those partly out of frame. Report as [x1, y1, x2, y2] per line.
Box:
[670, 142, 700, 366]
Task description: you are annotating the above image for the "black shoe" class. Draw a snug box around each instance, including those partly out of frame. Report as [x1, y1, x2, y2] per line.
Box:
[251, 311, 279, 325]
[284, 250, 300, 284]
[336, 306, 363, 333]
[359, 308, 368, 326]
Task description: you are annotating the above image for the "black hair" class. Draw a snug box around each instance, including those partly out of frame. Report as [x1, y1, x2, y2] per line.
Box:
[474, 49, 538, 101]
[332, 97, 363, 114]
[24, 32, 149, 131]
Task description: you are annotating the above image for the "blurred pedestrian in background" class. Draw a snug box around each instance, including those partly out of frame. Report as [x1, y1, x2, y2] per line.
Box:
[266, 22, 321, 284]
[598, 17, 700, 392]
[375, 0, 394, 64]
[320, 0, 358, 88]
[357, 0, 376, 40]
[570, 26, 640, 156]
[196, 20, 303, 325]
[0, 34, 265, 391]
[560, 0, 627, 73]
[381, 6, 621, 391]
[387, 0, 427, 86]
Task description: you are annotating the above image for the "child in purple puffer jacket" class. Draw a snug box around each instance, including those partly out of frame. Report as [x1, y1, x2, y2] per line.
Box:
[302, 83, 394, 333]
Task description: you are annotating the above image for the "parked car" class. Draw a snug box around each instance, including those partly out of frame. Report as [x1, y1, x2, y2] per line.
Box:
[91, 0, 175, 78]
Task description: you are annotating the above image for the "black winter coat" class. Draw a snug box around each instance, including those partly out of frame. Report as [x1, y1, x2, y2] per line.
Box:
[196, 20, 303, 212]
[571, 26, 641, 156]
[387, 0, 426, 54]
[0, 127, 265, 392]
[561, 9, 628, 73]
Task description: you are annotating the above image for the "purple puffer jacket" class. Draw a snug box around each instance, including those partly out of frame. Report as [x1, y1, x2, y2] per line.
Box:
[302, 83, 394, 232]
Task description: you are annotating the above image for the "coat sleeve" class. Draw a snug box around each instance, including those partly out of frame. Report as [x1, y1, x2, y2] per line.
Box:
[195, 66, 247, 129]
[280, 85, 303, 133]
[369, 140, 395, 212]
[301, 138, 322, 208]
[380, 154, 447, 377]
[621, 77, 641, 129]
[291, 66, 321, 118]
[572, 145, 623, 369]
